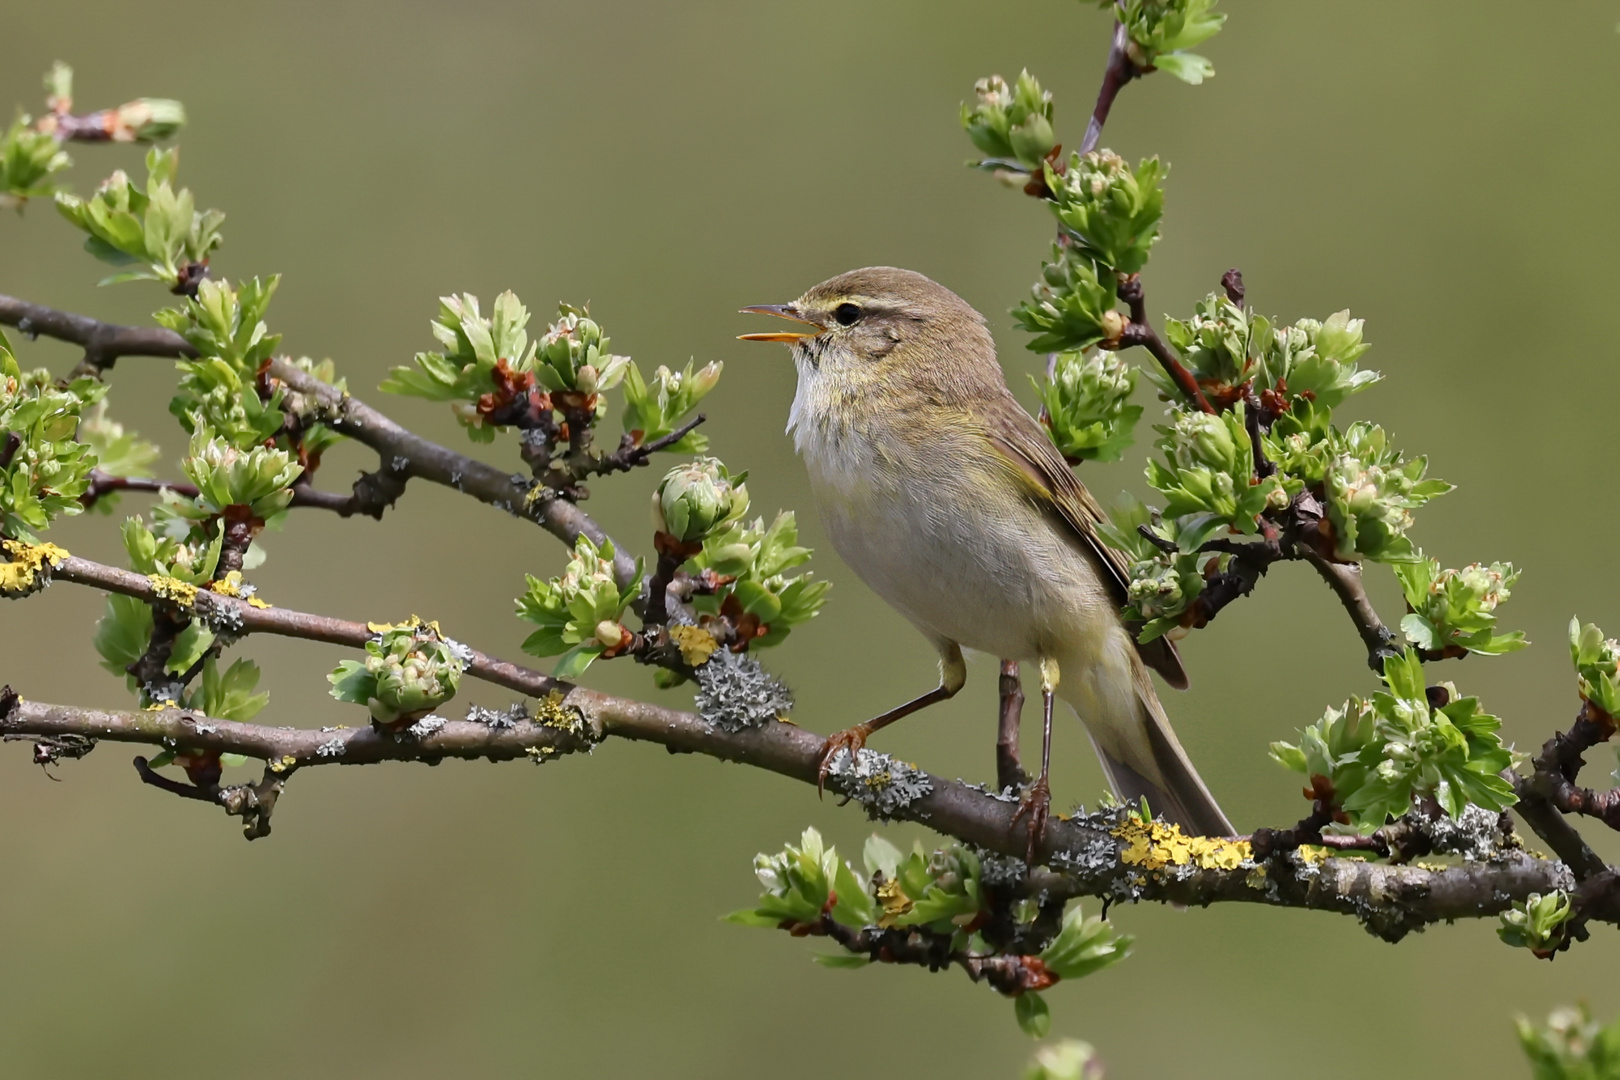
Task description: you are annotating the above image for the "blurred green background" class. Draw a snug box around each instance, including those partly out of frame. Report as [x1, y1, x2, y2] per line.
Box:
[4, 2, 1620, 1077]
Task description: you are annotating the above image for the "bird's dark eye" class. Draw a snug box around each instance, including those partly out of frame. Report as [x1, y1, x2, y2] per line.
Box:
[833, 302, 861, 326]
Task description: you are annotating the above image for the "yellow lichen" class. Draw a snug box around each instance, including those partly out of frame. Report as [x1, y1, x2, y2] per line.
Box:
[0, 539, 69, 597]
[246, 596, 271, 609]
[144, 700, 178, 711]
[1295, 844, 1331, 866]
[367, 615, 440, 635]
[209, 570, 246, 596]
[148, 575, 199, 609]
[267, 754, 298, 774]
[875, 877, 912, 928]
[1113, 817, 1253, 872]
[533, 689, 588, 738]
[670, 625, 719, 667]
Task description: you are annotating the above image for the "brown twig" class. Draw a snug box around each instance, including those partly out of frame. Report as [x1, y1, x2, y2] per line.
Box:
[1298, 548, 1401, 673]
[997, 659, 1028, 791]
[1080, 21, 1140, 156]
[1114, 274, 1215, 415]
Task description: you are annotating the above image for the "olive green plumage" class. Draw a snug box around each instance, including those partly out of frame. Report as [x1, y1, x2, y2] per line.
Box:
[743, 266, 1231, 837]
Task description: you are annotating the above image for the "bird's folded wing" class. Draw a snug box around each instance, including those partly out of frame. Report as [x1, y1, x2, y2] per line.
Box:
[979, 400, 1190, 690]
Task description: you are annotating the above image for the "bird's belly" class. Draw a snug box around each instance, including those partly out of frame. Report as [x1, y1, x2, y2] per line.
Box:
[811, 464, 1114, 661]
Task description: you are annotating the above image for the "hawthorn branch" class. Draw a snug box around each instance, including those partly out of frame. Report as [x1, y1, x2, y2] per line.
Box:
[0, 687, 1596, 941]
[1298, 548, 1401, 673]
[1114, 274, 1215, 415]
[0, 294, 640, 590]
[81, 471, 363, 516]
[1080, 20, 1140, 156]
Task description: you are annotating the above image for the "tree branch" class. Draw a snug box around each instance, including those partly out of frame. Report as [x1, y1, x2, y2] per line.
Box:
[0, 293, 640, 590]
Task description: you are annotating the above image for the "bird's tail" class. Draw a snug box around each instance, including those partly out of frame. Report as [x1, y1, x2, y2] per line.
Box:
[1059, 635, 1233, 837]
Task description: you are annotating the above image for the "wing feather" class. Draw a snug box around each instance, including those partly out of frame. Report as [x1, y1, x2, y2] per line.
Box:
[979, 397, 1189, 690]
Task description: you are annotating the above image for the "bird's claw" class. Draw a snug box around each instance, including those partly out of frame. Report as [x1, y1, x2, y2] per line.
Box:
[816, 723, 873, 799]
[1010, 776, 1051, 864]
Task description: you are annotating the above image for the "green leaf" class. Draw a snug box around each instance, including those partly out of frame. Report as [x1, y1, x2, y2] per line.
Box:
[1015, 992, 1051, 1038]
[552, 643, 604, 679]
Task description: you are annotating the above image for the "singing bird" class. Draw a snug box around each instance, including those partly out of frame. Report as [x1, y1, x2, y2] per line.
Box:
[740, 267, 1233, 845]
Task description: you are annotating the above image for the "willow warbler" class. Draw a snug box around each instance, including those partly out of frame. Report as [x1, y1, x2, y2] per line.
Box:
[741, 266, 1233, 842]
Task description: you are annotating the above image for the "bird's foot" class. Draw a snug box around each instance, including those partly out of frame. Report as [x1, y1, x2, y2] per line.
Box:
[1010, 775, 1051, 864]
[816, 722, 874, 798]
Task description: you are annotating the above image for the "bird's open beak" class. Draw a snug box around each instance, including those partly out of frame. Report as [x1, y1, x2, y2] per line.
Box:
[737, 304, 822, 342]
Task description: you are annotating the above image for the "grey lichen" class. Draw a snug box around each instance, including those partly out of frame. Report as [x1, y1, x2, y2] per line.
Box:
[1422, 804, 1514, 862]
[466, 701, 528, 730]
[390, 455, 410, 473]
[316, 737, 347, 758]
[442, 635, 476, 668]
[404, 714, 448, 740]
[694, 650, 793, 733]
[824, 748, 932, 819]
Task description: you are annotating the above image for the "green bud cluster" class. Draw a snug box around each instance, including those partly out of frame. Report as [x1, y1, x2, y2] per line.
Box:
[0, 336, 108, 540]
[1569, 620, 1620, 718]
[1096, 496, 1212, 641]
[621, 359, 721, 453]
[1035, 349, 1141, 463]
[1147, 404, 1284, 533]
[1396, 558, 1526, 657]
[960, 71, 1056, 169]
[534, 304, 630, 395]
[328, 619, 468, 724]
[653, 458, 750, 543]
[1156, 294, 1379, 409]
[1092, 0, 1227, 85]
[1012, 243, 1122, 353]
[1516, 1005, 1620, 1078]
[55, 148, 222, 288]
[730, 829, 1131, 1038]
[1498, 891, 1574, 957]
[516, 535, 643, 678]
[0, 118, 70, 210]
[157, 276, 289, 448]
[1317, 422, 1450, 564]
[688, 510, 831, 649]
[1269, 649, 1516, 830]
[1048, 150, 1165, 276]
[381, 291, 537, 442]
[179, 425, 303, 519]
[93, 516, 225, 694]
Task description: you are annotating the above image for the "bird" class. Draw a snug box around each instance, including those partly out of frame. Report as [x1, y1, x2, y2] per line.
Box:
[739, 266, 1233, 847]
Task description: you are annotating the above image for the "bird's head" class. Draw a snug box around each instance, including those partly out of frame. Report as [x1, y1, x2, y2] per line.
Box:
[739, 266, 993, 382]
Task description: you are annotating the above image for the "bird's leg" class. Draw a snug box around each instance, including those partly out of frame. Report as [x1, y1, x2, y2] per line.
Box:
[817, 643, 965, 797]
[1011, 657, 1058, 863]
[996, 659, 1028, 792]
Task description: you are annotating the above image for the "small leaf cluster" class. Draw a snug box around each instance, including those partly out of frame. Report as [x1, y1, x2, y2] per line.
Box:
[1093, 0, 1227, 85]
[1012, 243, 1122, 354]
[1154, 295, 1379, 409]
[516, 535, 642, 678]
[653, 458, 749, 543]
[730, 829, 1130, 1036]
[622, 359, 721, 453]
[0, 336, 108, 540]
[384, 295, 695, 455]
[686, 510, 832, 650]
[1034, 349, 1141, 463]
[1570, 620, 1620, 718]
[1096, 495, 1210, 641]
[55, 148, 222, 287]
[145, 657, 268, 769]
[1148, 403, 1285, 534]
[725, 827, 876, 931]
[1498, 891, 1575, 959]
[1314, 421, 1451, 564]
[328, 619, 468, 724]
[1015, 905, 1134, 1037]
[1270, 650, 1516, 830]
[157, 276, 288, 448]
[961, 71, 1056, 170]
[1047, 150, 1165, 276]
[1396, 558, 1526, 657]
[93, 517, 225, 696]
[0, 116, 70, 210]
[177, 424, 303, 521]
[1517, 1005, 1620, 1080]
